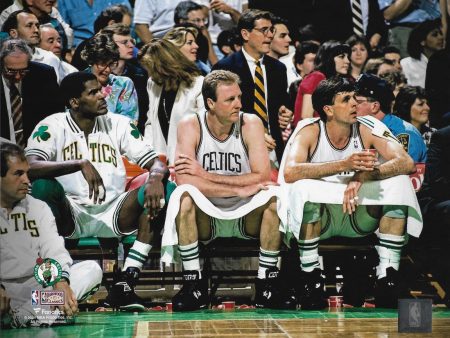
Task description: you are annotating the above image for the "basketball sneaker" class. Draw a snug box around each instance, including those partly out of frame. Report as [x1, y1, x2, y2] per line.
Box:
[172, 271, 209, 311]
[105, 267, 146, 311]
[374, 267, 400, 309]
[254, 267, 297, 309]
[299, 268, 328, 310]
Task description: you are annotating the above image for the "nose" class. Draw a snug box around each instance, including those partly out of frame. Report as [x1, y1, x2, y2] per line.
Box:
[193, 41, 199, 49]
[424, 103, 430, 111]
[22, 173, 31, 185]
[344, 55, 350, 64]
[55, 40, 61, 48]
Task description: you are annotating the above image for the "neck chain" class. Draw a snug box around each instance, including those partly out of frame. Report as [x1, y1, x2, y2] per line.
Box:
[162, 96, 170, 125]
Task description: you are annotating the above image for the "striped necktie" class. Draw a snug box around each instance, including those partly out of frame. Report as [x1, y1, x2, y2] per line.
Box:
[253, 60, 268, 132]
[351, 0, 364, 36]
[9, 83, 25, 147]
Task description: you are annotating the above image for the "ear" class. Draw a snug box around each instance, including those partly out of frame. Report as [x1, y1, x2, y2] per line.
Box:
[241, 29, 250, 43]
[323, 105, 333, 117]
[107, 19, 115, 26]
[69, 98, 79, 110]
[9, 29, 19, 39]
[207, 97, 215, 111]
[371, 101, 380, 113]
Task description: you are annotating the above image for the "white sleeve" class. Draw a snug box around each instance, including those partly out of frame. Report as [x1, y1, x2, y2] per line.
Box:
[133, 0, 155, 24]
[25, 116, 58, 161]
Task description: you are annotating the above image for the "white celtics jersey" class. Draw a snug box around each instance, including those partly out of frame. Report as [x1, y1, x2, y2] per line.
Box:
[26, 112, 157, 205]
[310, 119, 364, 183]
[196, 110, 251, 210]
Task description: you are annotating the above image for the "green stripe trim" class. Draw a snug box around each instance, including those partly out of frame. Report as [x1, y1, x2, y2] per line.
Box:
[127, 253, 146, 264]
[129, 249, 148, 259]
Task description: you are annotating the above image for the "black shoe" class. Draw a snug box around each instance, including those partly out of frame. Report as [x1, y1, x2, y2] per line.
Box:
[172, 271, 209, 311]
[374, 267, 400, 309]
[254, 267, 297, 309]
[105, 267, 146, 312]
[299, 269, 328, 310]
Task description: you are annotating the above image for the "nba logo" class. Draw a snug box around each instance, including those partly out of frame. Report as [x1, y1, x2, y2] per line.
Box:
[31, 290, 40, 306]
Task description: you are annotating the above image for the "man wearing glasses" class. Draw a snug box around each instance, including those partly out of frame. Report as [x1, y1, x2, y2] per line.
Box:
[213, 9, 293, 165]
[0, 39, 63, 147]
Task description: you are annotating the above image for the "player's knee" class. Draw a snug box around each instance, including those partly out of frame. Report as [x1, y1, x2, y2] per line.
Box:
[382, 205, 408, 219]
[179, 192, 195, 214]
[83, 260, 103, 286]
[302, 202, 321, 223]
[265, 196, 278, 214]
[366, 205, 383, 219]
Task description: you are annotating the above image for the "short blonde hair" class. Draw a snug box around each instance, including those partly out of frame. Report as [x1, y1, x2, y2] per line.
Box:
[163, 26, 198, 48]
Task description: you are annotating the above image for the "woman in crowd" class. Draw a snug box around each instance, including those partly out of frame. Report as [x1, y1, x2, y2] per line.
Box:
[293, 41, 350, 127]
[393, 86, 436, 146]
[346, 35, 370, 80]
[401, 19, 444, 88]
[81, 33, 139, 122]
[139, 38, 204, 164]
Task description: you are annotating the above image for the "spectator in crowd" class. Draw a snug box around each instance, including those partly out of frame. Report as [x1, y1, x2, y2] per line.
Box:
[393, 85, 436, 146]
[81, 33, 139, 122]
[70, 4, 132, 71]
[0, 0, 73, 57]
[379, 0, 442, 58]
[165, 26, 210, 76]
[293, 41, 350, 127]
[161, 70, 295, 311]
[379, 69, 407, 96]
[133, 0, 184, 44]
[288, 41, 318, 111]
[39, 24, 77, 78]
[139, 38, 204, 165]
[346, 35, 370, 80]
[217, 28, 241, 57]
[174, 1, 218, 66]
[296, 24, 321, 46]
[0, 38, 63, 146]
[57, 0, 131, 48]
[356, 73, 427, 162]
[101, 23, 149, 133]
[0, 141, 102, 328]
[382, 46, 402, 71]
[426, 46, 450, 128]
[2, 10, 65, 83]
[25, 72, 169, 312]
[363, 57, 396, 75]
[212, 9, 293, 164]
[401, 19, 444, 88]
[281, 76, 420, 309]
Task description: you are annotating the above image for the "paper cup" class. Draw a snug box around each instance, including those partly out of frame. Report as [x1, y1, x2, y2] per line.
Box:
[166, 302, 172, 312]
[328, 295, 343, 308]
[222, 301, 235, 311]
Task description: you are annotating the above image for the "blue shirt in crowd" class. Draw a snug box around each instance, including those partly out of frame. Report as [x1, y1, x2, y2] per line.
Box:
[382, 114, 427, 162]
[378, 0, 440, 24]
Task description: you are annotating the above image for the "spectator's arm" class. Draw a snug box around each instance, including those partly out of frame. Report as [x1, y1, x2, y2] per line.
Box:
[383, 0, 413, 21]
[135, 24, 153, 44]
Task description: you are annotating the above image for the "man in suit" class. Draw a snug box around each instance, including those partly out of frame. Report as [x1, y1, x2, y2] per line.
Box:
[212, 9, 292, 164]
[1, 38, 63, 147]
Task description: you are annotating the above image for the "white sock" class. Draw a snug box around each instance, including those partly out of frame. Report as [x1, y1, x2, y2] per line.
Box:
[179, 241, 201, 278]
[376, 233, 405, 278]
[258, 247, 279, 279]
[123, 240, 151, 271]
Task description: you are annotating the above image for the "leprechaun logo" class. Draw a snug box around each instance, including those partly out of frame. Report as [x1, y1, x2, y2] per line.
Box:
[34, 257, 62, 287]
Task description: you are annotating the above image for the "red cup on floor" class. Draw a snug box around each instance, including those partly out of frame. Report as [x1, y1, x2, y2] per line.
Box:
[222, 301, 235, 311]
[328, 295, 343, 308]
[166, 302, 173, 312]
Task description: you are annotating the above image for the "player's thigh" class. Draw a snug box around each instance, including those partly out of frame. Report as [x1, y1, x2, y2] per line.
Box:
[117, 189, 142, 231]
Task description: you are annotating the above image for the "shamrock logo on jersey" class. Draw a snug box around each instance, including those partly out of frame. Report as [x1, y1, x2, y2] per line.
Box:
[32, 126, 51, 142]
[130, 123, 142, 139]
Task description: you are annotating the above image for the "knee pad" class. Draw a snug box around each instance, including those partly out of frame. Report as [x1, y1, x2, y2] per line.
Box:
[31, 179, 65, 219]
[302, 202, 321, 224]
[382, 205, 408, 219]
[137, 180, 177, 208]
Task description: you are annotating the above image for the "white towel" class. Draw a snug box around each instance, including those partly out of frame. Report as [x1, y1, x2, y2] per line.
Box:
[161, 184, 288, 265]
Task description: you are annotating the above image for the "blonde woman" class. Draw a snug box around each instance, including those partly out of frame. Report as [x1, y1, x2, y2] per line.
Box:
[139, 38, 204, 164]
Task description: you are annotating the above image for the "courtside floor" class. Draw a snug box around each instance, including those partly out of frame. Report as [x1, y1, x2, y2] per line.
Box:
[2, 308, 450, 337]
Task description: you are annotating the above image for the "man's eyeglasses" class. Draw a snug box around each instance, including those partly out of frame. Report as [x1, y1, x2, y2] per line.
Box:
[114, 38, 136, 46]
[188, 18, 209, 25]
[252, 26, 275, 36]
[96, 61, 119, 70]
[3, 67, 29, 77]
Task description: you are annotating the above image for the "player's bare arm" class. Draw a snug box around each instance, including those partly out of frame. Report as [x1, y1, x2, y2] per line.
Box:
[142, 157, 169, 219]
[27, 155, 105, 204]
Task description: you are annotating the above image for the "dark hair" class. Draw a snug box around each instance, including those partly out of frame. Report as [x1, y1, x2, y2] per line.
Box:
[346, 34, 370, 52]
[81, 33, 119, 65]
[382, 46, 401, 56]
[1, 10, 34, 33]
[238, 9, 273, 34]
[101, 23, 131, 36]
[315, 40, 351, 78]
[312, 76, 355, 121]
[379, 70, 407, 91]
[407, 19, 442, 59]
[93, 4, 132, 33]
[294, 41, 319, 65]
[271, 15, 288, 27]
[174, 1, 203, 24]
[217, 28, 241, 53]
[60, 72, 97, 108]
[297, 24, 319, 44]
[202, 70, 241, 109]
[0, 141, 26, 177]
[393, 86, 427, 122]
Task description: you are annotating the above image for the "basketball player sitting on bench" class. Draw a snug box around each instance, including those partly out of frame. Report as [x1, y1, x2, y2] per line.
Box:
[161, 70, 296, 311]
[280, 77, 423, 309]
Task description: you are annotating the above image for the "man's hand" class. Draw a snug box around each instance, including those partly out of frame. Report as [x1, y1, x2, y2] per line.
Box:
[144, 171, 165, 220]
[80, 159, 105, 204]
[264, 133, 277, 151]
[238, 181, 278, 198]
[343, 179, 362, 214]
[369, 33, 382, 50]
[0, 286, 10, 316]
[174, 154, 207, 177]
[278, 105, 293, 129]
[344, 151, 378, 172]
[282, 124, 292, 142]
[53, 281, 78, 317]
[209, 0, 234, 14]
